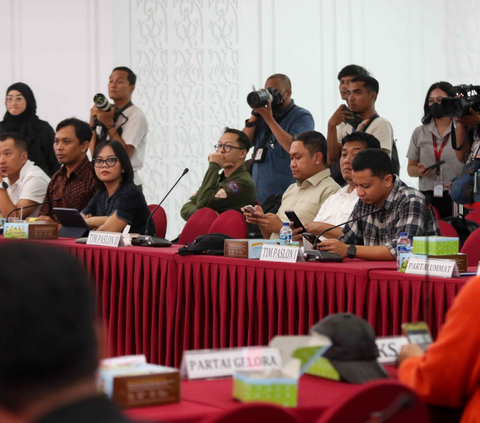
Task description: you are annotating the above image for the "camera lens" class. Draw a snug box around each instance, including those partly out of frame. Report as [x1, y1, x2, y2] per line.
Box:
[93, 93, 111, 112]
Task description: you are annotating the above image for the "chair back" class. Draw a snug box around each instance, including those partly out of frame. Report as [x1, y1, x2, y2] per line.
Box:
[315, 379, 429, 423]
[430, 205, 441, 221]
[437, 220, 459, 238]
[178, 208, 218, 245]
[465, 207, 480, 226]
[200, 403, 301, 423]
[461, 226, 480, 266]
[148, 204, 167, 238]
[208, 210, 247, 239]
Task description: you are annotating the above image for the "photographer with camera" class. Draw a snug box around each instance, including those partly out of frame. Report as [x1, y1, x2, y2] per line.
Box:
[243, 74, 314, 205]
[89, 67, 148, 187]
[407, 82, 463, 219]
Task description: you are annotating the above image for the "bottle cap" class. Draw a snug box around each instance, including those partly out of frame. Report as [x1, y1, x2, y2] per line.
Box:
[283, 222, 289, 226]
[399, 232, 408, 236]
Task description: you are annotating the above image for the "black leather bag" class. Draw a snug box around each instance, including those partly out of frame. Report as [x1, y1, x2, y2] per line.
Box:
[177, 233, 233, 256]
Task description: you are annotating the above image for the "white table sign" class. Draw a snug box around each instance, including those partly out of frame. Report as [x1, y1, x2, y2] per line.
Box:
[405, 258, 459, 278]
[180, 347, 282, 380]
[260, 244, 299, 263]
[87, 231, 124, 247]
[375, 336, 409, 363]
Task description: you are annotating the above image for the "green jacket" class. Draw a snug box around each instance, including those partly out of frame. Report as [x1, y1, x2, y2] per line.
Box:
[181, 162, 257, 221]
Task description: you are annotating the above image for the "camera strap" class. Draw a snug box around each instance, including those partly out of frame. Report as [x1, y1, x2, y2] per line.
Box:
[355, 113, 379, 133]
[253, 104, 297, 162]
[113, 101, 133, 137]
[432, 133, 449, 176]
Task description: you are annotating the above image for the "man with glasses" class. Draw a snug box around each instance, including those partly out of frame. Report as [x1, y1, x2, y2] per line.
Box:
[243, 74, 314, 205]
[39, 118, 96, 223]
[181, 127, 256, 221]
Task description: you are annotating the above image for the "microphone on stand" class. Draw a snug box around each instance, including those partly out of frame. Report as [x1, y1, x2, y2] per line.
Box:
[133, 168, 189, 248]
[303, 207, 385, 262]
[5, 197, 62, 222]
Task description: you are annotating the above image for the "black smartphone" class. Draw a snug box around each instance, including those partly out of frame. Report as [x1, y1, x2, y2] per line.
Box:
[422, 160, 446, 174]
[284, 210, 307, 233]
[342, 106, 363, 128]
[302, 232, 317, 245]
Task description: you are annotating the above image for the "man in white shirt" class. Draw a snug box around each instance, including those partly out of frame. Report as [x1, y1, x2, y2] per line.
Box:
[0, 133, 50, 219]
[328, 75, 394, 163]
[243, 130, 340, 239]
[293, 132, 381, 242]
[89, 66, 148, 187]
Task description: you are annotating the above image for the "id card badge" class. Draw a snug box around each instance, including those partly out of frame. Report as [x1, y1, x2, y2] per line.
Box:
[433, 179, 443, 197]
[254, 148, 266, 163]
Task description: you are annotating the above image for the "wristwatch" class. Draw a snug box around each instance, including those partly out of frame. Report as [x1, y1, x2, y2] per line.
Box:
[347, 244, 356, 259]
[1, 181, 8, 190]
[245, 119, 258, 128]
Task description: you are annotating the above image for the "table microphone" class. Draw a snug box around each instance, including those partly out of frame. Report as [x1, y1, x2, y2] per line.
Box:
[133, 168, 189, 248]
[303, 207, 385, 262]
[5, 197, 62, 222]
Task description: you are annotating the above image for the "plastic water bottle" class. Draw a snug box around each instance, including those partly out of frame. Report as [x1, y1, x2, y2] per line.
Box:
[397, 232, 412, 271]
[279, 222, 293, 244]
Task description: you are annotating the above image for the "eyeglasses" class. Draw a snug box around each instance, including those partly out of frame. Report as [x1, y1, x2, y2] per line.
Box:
[428, 97, 444, 106]
[6, 95, 25, 103]
[214, 144, 244, 153]
[93, 158, 119, 168]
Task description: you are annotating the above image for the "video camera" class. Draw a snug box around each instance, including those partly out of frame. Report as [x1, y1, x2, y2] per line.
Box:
[440, 85, 480, 118]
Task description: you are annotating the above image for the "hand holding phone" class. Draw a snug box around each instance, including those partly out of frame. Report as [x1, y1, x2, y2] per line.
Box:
[284, 210, 307, 233]
[422, 160, 445, 174]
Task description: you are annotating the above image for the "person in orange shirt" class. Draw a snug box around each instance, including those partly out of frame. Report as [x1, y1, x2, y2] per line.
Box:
[398, 276, 480, 423]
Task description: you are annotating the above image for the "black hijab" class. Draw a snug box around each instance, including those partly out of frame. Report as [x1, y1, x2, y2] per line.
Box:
[3, 82, 40, 134]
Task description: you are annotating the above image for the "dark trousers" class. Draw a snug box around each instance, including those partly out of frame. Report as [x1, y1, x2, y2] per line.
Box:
[422, 190, 453, 220]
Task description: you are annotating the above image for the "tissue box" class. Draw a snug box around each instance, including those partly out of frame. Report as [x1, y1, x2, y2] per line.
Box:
[4, 222, 58, 239]
[225, 239, 285, 259]
[97, 362, 180, 408]
[413, 236, 459, 256]
[233, 370, 298, 407]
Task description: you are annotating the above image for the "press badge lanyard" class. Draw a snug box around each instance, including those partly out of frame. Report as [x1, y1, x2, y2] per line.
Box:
[432, 133, 449, 176]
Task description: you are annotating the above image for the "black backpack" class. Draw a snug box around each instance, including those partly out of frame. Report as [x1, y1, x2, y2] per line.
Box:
[177, 233, 233, 256]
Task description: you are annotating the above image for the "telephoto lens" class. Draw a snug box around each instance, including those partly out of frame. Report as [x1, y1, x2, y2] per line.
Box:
[247, 90, 273, 108]
[93, 93, 111, 112]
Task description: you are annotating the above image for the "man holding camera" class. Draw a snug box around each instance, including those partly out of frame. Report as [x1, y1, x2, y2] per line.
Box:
[89, 66, 148, 187]
[327, 75, 395, 166]
[243, 74, 314, 205]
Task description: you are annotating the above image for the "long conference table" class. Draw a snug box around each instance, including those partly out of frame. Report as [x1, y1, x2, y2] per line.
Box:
[0, 237, 472, 368]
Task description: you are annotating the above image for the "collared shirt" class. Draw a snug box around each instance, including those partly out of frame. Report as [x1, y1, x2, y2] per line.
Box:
[273, 168, 340, 238]
[337, 116, 394, 155]
[82, 182, 154, 234]
[339, 177, 440, 258]
[4, 160, 50, 217]
[39, 156, 96, 221]
[313, 185, 359, 239]
[407, 120, 463, 191]
[251, 100, 315, 204]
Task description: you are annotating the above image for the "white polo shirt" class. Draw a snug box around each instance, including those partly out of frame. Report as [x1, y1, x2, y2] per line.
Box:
[4, 160, 50, 217]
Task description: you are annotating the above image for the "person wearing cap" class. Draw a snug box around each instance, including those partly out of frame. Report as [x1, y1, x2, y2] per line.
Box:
[317, 149, 440, 260]
[397, 276, 480, 423]
[312, 313, 389, 384]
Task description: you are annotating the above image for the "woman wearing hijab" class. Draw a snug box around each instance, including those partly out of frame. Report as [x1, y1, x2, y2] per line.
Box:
[0, 83, 59, 177]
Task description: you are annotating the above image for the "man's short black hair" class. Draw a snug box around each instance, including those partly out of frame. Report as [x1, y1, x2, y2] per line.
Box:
[56, 118, 92, 144]
[0, 132, 28, 152]
[112, 66, 137, 85]
[267, 73, 292, 91]
[337, 64, 370, 80]
[341, 132, 381, 149]
[223, 127, 251, 151]
[351, 74, 379, 96]
[352, 149, 393, 179]
[0, 243, 98, 412]
[293, 130, 327, 165]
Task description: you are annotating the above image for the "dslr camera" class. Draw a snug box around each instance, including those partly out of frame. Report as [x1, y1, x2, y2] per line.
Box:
[440, 85, 480, 117]
[93, 93, 112, 112]
[247, 87, 283, 109]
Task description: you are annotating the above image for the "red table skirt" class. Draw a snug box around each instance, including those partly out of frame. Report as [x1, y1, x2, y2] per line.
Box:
[0, 237, 470, 368]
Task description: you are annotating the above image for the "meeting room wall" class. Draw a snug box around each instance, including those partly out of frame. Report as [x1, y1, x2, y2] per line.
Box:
[1, 0, 479, 238]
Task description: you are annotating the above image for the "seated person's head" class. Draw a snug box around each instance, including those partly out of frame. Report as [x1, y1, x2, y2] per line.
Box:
[92, 140, 134, 189]
[0, 243, 98, 417]
[340, 132, 381, 182]
[337, 64, 370, 101]
[214, 128, 251, 168]
[352, 149, 394, 206]
[290, 130, 327, 182]
[348, 75, 379, 114]
[0, 133, 28, 179]
[55, 118, 91, 166]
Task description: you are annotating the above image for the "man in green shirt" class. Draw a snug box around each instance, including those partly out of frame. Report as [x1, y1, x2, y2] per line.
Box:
[181, 128, 256, 221]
